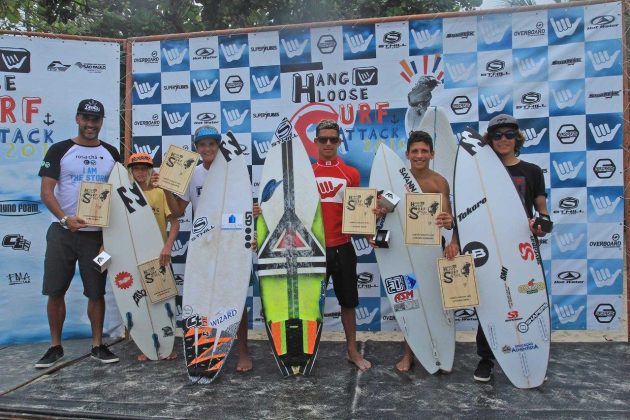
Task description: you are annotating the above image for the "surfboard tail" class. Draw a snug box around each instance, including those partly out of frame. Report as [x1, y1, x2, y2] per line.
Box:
[264, 318, 323, 377]
[183, 322, 237, 384]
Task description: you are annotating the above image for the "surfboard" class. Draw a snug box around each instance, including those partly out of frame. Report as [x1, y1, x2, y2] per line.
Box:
[369, 144, 455, 374]
[182, 144, 253, 384]
[453, 128, 550, 389]
[103, 162, 176, 360]
[256, 117, 327, 376]
[418, 106, 457, 244]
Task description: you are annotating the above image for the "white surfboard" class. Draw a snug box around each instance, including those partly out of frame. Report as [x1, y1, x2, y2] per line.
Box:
[182, 144, 253, 384]
[418, 106, 457, 243]
[453, 128, 550, 389]
[417, 106, 457, 191]
[104, 162, 176, 360]
[369, 144, 455, 374]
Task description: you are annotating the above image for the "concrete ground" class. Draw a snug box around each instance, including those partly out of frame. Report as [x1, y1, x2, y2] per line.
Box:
[0, 337, 628, 419]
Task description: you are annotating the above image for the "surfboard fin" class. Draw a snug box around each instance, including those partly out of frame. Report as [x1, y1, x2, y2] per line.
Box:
[126, 312, 133, 331]
[165, 302, 174, 320]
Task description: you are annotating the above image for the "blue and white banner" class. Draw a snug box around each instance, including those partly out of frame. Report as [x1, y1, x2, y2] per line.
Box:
[131, 1, 625, 333]
[0, 36, 122, 344]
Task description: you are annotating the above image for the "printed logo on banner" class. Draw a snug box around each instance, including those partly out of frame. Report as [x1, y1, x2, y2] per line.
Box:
[593, 303, 616, 323]
[443, 16, 477, 53]
[74, 61, 107, 74]
[513, 86, 548, 119]
[512, 18, 547, 47]
[132, 136, 162, 167]
[355, 299, 380, 331]
[46, 60, 71, 72]
[550, 151, 586, 188]
[478, 85, 512, 120]
[316, 34, 338, 54]
[587, 229, 622, 260]
[548, 8, 584, 45]
[219, 34, 249, 68]
[221, 100, 251, 133]
[343, 24, 376, 60]
[161, 103, 191, 136]
[193, 46, 217, 61]
[250, 66, 281, 99]
[477, 14, 512, 50]
[193, 109, 219, 129]
[552, 262, 586, 295]
[549, 79, 585, 116]
[513, 47, 548, 81]
[592, 158, 616, 179]
[552, 295, 587, 329]
[444, 52, 477, 88]
[0, 48, 31, 73]
[478, 54, 511, 81]
[190, 69, 220, 102]
[551, 191, 586, 223]
[586, 186, 623, 223]
[251, 132, 273, 165]
[409, 19, 442, 55]
[133, 49, 160, 65]
[132, 73, 161, 104]
[586, 113, 622, 150]
[518, 117, 549, 153]
[548, 49, 584, 81]
[160, 39, 189, 72]
[378, 30, 407, 50]
[291, 67, 379, 104]
[132, 110, 161, 135]
[587, 259, 623, 294]
[450, 95, 472, 116]
[0, 200, 41, 216]
[2, 234, 30, 251]
[551, 223, 587, 260]
[171, 231, 191, 264]
[7, 272, 31, 285]
[585, 10, 620, 41]
[279, 30, 311, 64]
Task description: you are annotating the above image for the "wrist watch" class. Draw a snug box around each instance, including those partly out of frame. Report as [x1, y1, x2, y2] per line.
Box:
[59, 215, 69, 227]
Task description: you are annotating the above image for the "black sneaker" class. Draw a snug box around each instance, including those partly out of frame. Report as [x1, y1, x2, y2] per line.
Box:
[91, 344, 120, 364]
[35, 345, 64, 368]
[473, 358, 493, 382]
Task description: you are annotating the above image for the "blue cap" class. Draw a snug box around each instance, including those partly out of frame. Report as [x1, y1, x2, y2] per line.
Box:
[193, 126, 221, 144]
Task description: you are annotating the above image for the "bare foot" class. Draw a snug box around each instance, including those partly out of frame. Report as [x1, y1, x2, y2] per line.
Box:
[395, 354, 414, 372]
[137, 354, 148, 362]
[347, 351, 372, 371]
[163, 351, 177, 361]
[236, 352, 253, 372]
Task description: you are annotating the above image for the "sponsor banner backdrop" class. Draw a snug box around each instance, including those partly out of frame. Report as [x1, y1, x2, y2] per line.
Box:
[0, 36, 122, 344]
[131, 1, 625, 333]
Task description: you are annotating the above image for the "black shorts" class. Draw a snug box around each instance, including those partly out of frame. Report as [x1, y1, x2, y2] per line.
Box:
[42, 223, 106, 299]
[325, 242, 358, 308]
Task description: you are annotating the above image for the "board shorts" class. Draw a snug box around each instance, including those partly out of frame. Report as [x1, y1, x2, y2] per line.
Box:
[42, 223, 107, 299]
[325, 242, 358, 308]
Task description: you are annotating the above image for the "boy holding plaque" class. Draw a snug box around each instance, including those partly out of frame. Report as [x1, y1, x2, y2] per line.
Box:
[158, 126, 254, 373]
[372, 131, 459, 372]
[127, 152, 180, 361]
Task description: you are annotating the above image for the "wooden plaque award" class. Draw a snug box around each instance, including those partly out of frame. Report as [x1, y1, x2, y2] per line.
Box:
[156, 145, 200, 195]
[404, 193, 441, 245]
[437, 254, 479, 310]
[137, 258, 178, 304]
[76, 181, 112, 227]
[341, 187, 377, 235]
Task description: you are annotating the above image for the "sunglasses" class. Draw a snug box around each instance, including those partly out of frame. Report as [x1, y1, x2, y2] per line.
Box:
[491, 130, 516, 140]
[317, 136, 340, 144]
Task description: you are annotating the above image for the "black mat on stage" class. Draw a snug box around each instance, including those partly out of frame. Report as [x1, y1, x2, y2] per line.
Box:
[0, 339, 628, 419]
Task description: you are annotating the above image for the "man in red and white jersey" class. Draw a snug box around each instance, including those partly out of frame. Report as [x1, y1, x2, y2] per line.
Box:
[312, 119, 371, 371]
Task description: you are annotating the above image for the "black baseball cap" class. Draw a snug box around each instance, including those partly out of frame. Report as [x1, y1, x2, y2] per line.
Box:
[487, 114, 518, 131]
[77, 99, 105, 118]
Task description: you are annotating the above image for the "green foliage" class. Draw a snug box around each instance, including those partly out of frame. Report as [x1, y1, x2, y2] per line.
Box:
[1, 0, 483, 37]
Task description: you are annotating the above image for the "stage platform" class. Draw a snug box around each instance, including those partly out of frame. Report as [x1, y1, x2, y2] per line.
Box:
[0, 338, 628, 419]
